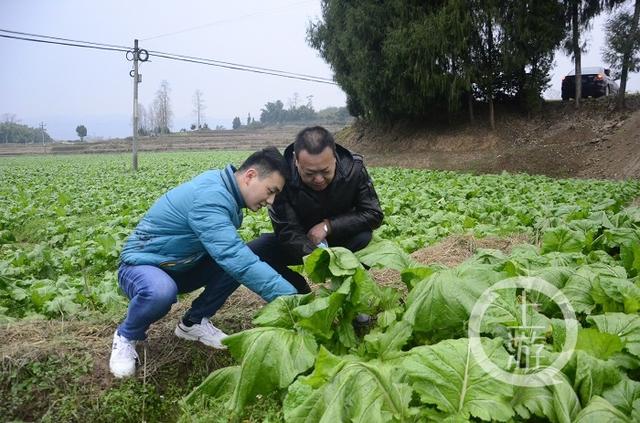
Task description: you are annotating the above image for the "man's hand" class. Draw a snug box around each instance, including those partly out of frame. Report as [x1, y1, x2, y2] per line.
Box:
[307, 220, 330, 245]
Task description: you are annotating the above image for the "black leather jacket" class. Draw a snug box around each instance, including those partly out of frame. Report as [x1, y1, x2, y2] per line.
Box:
[269, 143, 384, 259]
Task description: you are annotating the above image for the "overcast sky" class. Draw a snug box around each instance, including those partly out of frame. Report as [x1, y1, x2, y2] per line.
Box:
[1, 0, 638, 140]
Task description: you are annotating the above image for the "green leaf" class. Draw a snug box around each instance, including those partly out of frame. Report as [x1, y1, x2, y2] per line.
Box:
[184, 366, 240, 405]
[541, 226, 586, 254]
[297, 346, 360, 388]
[564, 350, 622, 405]
[512, 373, 581, 423]
[222, 327, 318, 418]
[619, 241, 640, 277]
[574, 396, 632, 422]
[403, 337, 514, 422]
[355, 239, 416, 271]
[293, 279, 351, 340]
[303, 248, 332, 284]
[283, 360, 415, 423]
[563, 264, 635, 315]
[403, 264, 507, 340]
[575, 328, 624, 360]
[602, 377, 640, 416]
[400, 266, 437, 290]
[363, 320, 413, 360]
[329, 247, 361, 276]
[587, 313, 640, 359]
[349, 267, 384, 314]
[252, 293, 314, 329]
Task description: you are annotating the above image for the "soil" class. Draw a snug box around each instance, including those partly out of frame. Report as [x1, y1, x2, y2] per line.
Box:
[337, 95, 640, 180]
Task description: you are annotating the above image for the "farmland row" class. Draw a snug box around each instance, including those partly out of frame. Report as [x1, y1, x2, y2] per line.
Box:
[0, 152, 639, 321]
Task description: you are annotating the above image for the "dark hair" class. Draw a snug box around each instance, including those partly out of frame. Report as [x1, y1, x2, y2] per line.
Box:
[238, 146, 289, 181]
[293, 126, 336, 158]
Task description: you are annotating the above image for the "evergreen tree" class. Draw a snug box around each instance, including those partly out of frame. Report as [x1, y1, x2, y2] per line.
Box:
[309, 0, 566, 124]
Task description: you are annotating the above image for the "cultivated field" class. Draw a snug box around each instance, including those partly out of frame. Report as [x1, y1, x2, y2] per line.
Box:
[2, 151, 640, 421]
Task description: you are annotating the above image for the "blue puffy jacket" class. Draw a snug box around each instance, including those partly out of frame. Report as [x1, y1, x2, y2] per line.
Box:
[120, 164, 297, 302]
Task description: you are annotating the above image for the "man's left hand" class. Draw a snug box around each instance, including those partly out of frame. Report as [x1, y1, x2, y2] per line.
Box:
[307, 220, 330, 245]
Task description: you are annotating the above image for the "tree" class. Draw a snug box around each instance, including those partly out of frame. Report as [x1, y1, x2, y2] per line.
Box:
[137, 103, 150, 136]
[193, 89, 206, 129]
[232, 116, 242, 129]
[1, 113, 19, 143]
[469, 0, 504, 129]
[154, 80, 173, 134]
[603, 1, 640, 109]
[147, 103, 157, 135]
[76, 125, 87, 142]
[260, 100, 286, 124]
[309, 0, 565, 124]
[247, 113, 252, 126]
[0, 119, 52, 144]
[561, 0, 625, 108]
[500, 1, 565, 112]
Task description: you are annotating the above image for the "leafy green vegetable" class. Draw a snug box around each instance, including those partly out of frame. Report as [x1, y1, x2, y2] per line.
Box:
[283, 353, 415, 422]
[221, 327, 318, 418]
[252, 293, 314, 329]
[587, 313, 640, 359]
[403, 337, 514, 421]
[602, 377, 640, 418]
[574, 396, 632, 422]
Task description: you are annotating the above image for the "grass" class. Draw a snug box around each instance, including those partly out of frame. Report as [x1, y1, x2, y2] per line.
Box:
[0, 287, 261, 423]
[0, 326, 236, 423]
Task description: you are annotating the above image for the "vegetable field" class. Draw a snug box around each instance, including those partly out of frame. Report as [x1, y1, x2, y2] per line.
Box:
[2, 152, 640, 422]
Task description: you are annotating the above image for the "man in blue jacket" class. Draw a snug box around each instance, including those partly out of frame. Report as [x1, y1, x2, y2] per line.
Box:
[109, 147, 297, 378]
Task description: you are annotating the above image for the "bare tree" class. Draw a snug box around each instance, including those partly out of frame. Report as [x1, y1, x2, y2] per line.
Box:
[137, 103, 149, 135]
[153, 80, 173, 134]
[147, 102, 157, 135]
[2, 113, 20, 143]
[193, 89, 206, 129]
[1, 113, 18, 124]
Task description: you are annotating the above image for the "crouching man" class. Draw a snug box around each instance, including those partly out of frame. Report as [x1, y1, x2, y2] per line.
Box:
[249, 126, 384, 293]
[109, 147, 297, 378]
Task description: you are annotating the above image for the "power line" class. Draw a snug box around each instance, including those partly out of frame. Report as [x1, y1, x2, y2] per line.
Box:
[0, 28, 336, 85]
[150, 52, 336, 85]
[0, 28, 129, 50]
[0, 33, 129, 53]
[146, 49, 335, 83]
[141, 0, 315, 41]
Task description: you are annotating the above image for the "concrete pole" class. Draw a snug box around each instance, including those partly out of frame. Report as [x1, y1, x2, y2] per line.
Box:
[132, 39, 140, 171]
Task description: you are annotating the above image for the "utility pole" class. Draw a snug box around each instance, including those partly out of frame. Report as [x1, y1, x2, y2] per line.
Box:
[132, 39, 140, 171]
[40, 122, 46, 153]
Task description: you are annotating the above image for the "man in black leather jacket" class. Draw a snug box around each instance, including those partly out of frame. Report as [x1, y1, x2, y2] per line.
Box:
[248, 126, 384, 293]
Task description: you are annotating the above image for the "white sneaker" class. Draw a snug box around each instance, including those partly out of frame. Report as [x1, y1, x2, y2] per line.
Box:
[109, 330, 139, 378]
[174, 317, 228, 349]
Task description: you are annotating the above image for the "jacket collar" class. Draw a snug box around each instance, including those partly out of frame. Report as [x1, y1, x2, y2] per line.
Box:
[221, 164, 246, 209]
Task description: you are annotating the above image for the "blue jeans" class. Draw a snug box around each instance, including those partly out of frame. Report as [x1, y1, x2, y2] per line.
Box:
[117, 255, 239, 340]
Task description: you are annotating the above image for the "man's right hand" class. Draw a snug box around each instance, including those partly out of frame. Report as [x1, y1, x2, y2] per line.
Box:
[307, 221, 329, 245]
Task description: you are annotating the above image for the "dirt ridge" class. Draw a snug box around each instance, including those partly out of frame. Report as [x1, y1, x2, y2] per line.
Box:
[337, 96, 640, 180]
